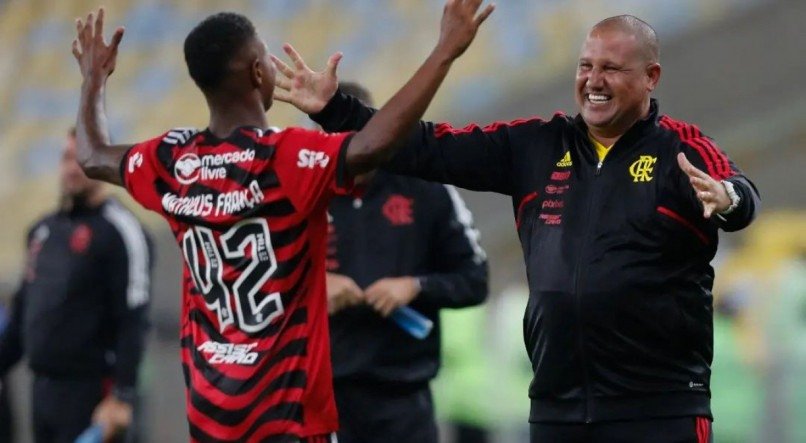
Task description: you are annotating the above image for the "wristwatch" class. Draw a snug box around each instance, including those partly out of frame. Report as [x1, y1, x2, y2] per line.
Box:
[719, 180, 741, 215]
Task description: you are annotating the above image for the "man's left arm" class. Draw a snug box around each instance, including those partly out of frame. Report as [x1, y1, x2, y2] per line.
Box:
[418, 185, 489, 308]
[107, 222, 152, 402]
[365, 185, 488, 317]
[677, 140, 760, 231]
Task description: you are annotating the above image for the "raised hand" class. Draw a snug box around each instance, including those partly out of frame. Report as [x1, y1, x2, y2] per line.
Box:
[435, 0, 496, 61]
[272, 44, 342, 114]
[677, 152, 731, 219]
[72, 7, 125, 82]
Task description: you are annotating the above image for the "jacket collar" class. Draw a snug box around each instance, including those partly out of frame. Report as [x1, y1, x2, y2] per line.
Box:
[573, 98, 660, 149]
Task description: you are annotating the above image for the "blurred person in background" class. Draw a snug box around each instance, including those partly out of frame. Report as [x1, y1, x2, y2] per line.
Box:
[70, 2, 493, 441]
[0, 128, 153, 443]
[0, 300, 12, 443]
[324, 82, 488, 443]
[277, 14, 761, 443]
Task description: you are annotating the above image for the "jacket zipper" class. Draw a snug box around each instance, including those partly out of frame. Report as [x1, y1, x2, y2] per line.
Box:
[574, 157, 602, 423]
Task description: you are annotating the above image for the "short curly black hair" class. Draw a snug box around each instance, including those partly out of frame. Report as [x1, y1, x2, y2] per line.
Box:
[183, 12, 257, 92]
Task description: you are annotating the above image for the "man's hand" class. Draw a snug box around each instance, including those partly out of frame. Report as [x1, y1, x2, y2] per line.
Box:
[92, 394, 132, 441]
[72, 7, 125, 82]
[365, 277, 421, 317]
[434, 0, 496, 61]
[272, 45, 342, 114]
[677, 152, 731, 218]
[326, 273, 364, 315]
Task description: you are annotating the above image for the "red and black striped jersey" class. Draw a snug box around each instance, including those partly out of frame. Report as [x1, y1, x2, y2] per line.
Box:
[121, 126, 353, 442]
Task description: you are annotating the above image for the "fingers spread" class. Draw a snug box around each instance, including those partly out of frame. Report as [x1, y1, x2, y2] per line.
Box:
[110, 27, 125, 52]
[274, 75, 292, 91]
[272, 89, 292, 104]
[475, 3, 496, 26]
[95, 7, 105, 41]
[84, 12, 94, 40]
[283, 43, 308, 71]
[689, 176, 710, 191]
[271, 54, 294, 78]
[325, 52, 343, 77]
[677, 152, 708, 179]
[71, 39, 81, 59]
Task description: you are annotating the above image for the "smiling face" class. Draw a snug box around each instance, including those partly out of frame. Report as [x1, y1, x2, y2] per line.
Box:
[575, 26, 660, 139]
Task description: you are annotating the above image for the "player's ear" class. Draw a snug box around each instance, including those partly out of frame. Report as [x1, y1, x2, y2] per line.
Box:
[250, 58, 262, 88]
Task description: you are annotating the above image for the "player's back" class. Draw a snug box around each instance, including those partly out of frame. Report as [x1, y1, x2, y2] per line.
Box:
[121, 125, 353, 441]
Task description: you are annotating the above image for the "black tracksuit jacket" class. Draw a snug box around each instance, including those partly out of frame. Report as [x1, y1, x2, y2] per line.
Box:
[327, 171, 488, 385]
[312, 92, 760, 423]
[0, 198, 152, 397]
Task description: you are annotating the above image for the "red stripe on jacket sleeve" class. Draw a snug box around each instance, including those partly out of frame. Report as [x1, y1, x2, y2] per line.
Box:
[659, 116, 732, 180]
[434, 116, 544, 138]
[656, 206, 711, 245]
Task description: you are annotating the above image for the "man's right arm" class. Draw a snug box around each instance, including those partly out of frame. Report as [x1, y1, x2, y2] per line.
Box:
[312, 90, 516, 195]
[274, 1, 508, 193]
[0, 285, 26, 377]
[337, 0, 495, 181]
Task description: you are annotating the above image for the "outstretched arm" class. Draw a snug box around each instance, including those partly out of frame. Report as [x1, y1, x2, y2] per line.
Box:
[72, 8, 132, 186]
[273, 3, 517, 195]
[277, 0, 495, 178]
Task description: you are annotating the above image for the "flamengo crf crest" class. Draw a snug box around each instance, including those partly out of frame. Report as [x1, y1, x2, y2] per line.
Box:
[629, 155, 657, 182]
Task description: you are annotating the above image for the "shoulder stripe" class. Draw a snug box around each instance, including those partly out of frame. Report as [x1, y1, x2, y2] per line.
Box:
[443, 185, 487, 264]
[102, 201, 150, 308]
[659, 116, 731, 180]
[434, 116, 543, 139]
[163, 127, 199, 145]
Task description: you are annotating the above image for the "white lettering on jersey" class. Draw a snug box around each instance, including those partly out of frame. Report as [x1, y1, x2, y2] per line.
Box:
[297, 149, 330, 169]
[128, 152, 143, 173]
[214, 180, 265, 216]
[162, 193, 215, 217]
[197, 341, 259, 365]
[162, 128, 199, 145]
[173, 150, 256, 184]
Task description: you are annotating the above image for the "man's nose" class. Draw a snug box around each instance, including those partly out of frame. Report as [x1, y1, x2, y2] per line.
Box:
[586, 67, 605, 89]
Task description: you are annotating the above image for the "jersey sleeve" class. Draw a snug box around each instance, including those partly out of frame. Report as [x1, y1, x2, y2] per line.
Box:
[119, 133, 171, 216]
[272, 127, 354, 216]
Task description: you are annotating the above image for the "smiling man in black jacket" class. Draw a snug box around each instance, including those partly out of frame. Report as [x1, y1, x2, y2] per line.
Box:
[274, 14, 759, 443]
[323, 82, 488, 443]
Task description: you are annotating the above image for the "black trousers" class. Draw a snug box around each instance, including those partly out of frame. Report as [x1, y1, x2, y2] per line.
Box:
[32, 375, 106, 443]
[334, 380, 438, 443]
[530, 416, 713, 443]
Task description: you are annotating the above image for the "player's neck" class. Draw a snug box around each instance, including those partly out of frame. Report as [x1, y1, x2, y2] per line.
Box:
[207, 98, 268, 139]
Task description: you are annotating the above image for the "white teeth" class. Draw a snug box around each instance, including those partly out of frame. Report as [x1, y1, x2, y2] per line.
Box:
[588, 94, 610, 103]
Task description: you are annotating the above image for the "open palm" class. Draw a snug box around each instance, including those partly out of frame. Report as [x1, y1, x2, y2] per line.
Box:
[272, 44, 342, 114]
[72, 7, 124, 81]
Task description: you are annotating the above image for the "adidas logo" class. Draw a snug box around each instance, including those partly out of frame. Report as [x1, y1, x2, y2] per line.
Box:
[556, 151, 572, 167]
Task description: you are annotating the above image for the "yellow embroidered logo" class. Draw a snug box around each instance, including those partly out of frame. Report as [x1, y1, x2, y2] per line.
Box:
[556, 152, 572, 167]
[629, 155, 657, 182]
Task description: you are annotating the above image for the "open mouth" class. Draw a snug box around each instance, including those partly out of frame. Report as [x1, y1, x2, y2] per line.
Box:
[586, 93, 612, 105]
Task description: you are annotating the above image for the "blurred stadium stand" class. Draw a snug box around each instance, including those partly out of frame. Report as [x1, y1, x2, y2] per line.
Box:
[0, 0, 802, 442]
